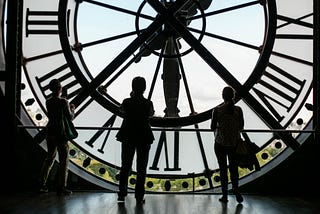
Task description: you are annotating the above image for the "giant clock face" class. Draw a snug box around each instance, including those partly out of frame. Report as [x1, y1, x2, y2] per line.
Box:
[8, 0, 314, 192]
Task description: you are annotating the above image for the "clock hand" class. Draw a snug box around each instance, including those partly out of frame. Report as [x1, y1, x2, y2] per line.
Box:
[163, 37, 181, 117]
[69, 0, 189, 108]
[149, 0, 299, 150]
[97, 41, 150, 96]
[84, 0, 154, 21]
[69, 19, 164, 107]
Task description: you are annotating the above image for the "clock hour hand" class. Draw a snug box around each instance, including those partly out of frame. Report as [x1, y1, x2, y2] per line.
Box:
[177, 17, 299, 149]
[148, 0, 299, 150]
[180, 21, 299, 149]
[70, 20, 165, 107]
[70, 0, 189, 108]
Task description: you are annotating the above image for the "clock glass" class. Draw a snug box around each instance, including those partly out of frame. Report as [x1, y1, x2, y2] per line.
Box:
[4, 0, 314, 192]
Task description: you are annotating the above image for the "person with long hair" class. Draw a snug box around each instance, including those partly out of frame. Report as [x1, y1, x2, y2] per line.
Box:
[211, 86, 244, 203]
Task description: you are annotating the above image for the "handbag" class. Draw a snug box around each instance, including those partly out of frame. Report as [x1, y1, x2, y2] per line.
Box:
[235, 138, 249, 156]
[235, 138, 260, 170]
[62, 111, 78, 140]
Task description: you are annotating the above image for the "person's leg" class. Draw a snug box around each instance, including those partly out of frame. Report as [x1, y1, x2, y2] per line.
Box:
[118, 142, 135, 200]
[228, 150, 239, 189]
[38, 136, 58, 191]
[56, 140, 71, 195]
[214, 143, 228, 202]
[229, 150, 243, 203]
[135, 144, 151, 202]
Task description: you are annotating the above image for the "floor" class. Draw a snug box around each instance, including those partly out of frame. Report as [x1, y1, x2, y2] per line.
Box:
[0, 191, 319, 214]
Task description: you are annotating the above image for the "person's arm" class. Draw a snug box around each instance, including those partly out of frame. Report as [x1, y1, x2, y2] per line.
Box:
[239, 107, 244, 130]
[210, 108, 218, 131]
[119, 99, 126, 115]
[149, 101, 155, 117]
[63, 99, 74, 120]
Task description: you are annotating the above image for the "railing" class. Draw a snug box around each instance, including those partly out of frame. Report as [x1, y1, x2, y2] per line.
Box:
[18, 125, 315, 193]
[18, 125, 316, 133]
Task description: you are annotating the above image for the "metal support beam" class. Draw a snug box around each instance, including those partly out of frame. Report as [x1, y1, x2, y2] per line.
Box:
[314, 0, 320, 144]
[5, 0, 22, 142]
[2, 0, 22, 192]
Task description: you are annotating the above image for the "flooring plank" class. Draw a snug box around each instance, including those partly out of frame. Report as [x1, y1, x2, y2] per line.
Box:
[0, 192, 319, 214]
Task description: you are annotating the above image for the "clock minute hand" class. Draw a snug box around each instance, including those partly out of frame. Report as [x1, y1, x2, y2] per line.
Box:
[70, 20, 166, 108]
[149, 0, 299, 150]
[70, 0, 190, 108]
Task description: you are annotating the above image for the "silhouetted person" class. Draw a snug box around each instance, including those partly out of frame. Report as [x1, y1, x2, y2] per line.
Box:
[116, 76, 155, 204]
[211, 86, 244, 203]
[38, 79, 75, 195]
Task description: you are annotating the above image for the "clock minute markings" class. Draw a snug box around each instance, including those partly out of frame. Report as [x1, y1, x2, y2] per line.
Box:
[35, 64, 97, 122]
[23, 7, 85, 143]
[148, 0, 300, 149]
[23, 8, 65, 65]
[25, 8, 71, 37]
[35, 64, 81, 100]
[273, 13, 313, 66]
[23, 9, 92, 120]
[251, 11, 312, 124]
[68, 0, 188, 107]
[194, 123, 214, 188]
[24, 7, 84, 104]
[150, 130, 181, 171]
[170, 42, 212, 181]
[85, 114, 117, 154]
[277, 13, 313, 30]
[252, 63, 306, 124]
[33, 62, 90, 144]
[25, 9, 59, 37]
[149, 126, 214, 190]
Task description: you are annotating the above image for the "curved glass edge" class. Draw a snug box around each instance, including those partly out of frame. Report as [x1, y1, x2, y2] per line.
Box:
[3, 0, 314, 193]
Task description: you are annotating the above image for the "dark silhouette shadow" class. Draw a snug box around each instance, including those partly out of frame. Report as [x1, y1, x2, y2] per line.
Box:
[116, 76, 155, 203]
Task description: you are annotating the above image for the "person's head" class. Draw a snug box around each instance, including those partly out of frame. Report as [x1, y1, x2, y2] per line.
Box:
[222, 86, 235, 113]
[132, 76, 146, 95]
[49, 79, 62, 95]
[222, 86, 234, 102]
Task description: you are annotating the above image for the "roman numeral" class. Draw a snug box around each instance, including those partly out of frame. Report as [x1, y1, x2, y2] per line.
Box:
[271, 13, 313, 66]
[252, 63, 306, 122]
[23, 50, 63, 64]
[194, 123, 214, 189]
[85, 114, 117, 153]
[25, 9, 59, 37]
[35, 63, 82, 101]
[277, 14, 313, 30]
[150, 131, 181, 171]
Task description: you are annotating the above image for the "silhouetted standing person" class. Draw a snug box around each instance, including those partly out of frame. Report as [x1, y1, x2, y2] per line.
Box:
[116, 76, 155, 204]
[38, 79, 74, 195]
[211, 86, 244, 203]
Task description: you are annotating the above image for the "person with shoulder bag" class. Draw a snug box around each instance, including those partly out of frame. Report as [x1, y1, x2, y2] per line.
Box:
[38, 79, 75, 195]
[211, 86, 244, 203]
